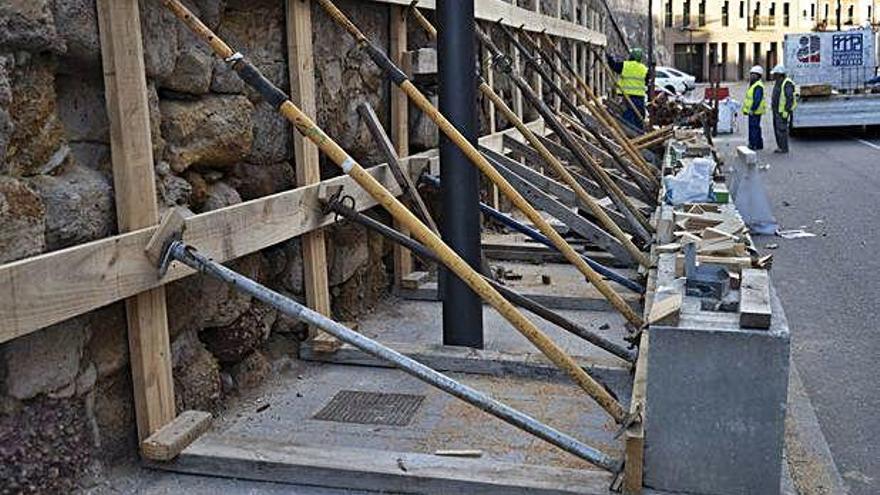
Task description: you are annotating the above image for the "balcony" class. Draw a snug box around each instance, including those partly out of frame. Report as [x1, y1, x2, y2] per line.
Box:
[673, 14, 707, 29]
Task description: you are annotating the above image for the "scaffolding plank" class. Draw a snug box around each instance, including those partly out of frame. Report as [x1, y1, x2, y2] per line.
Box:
[158, 434, 613, 495]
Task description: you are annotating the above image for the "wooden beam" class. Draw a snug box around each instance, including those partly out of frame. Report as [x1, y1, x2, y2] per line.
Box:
[287, 0, 333, 344]
[97, 0, 175, 442]
[390, 5, 413, 287]
[0, 119, 540, 345]
[141, 410, 212, 461]
[0, 164, 405, 345]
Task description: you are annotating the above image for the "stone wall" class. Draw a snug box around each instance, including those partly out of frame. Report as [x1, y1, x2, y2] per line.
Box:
[599, 0, 670, 65]
[0, 1, 412, 492]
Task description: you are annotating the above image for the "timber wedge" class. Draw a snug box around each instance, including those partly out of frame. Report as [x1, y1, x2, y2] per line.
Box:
[161, 0, 633, 423]
[312, 0, 645, 329]
[405, 8, 649, 269]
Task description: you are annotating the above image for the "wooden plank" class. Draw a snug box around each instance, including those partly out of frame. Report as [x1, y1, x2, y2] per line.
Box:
[646, 293, 682, 326]
[300, 341, 627, 377]
[359, 102, 438, 233]
[96, 0, 175, 442]
[0, 164, 405, 345]
[740, 269, 772, 329]
[141, 410, 212, 462]
[287, 0, 333, 344]
[373, 0, 605, 44]
[160, 434, 614, 495]
[390, 4, 414, 285]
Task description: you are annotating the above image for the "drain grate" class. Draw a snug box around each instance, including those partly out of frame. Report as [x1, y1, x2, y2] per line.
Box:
[313, 390, 425, 426]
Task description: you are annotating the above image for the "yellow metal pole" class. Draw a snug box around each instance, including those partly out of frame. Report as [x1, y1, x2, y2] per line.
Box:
[161, 0, 631, 422]
[313, 0, 645, 329]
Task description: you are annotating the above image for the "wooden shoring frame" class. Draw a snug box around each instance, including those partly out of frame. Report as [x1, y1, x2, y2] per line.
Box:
[0, 0, 607, 460]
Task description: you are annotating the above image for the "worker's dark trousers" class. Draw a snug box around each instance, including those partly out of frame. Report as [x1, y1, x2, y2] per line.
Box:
[773, 113, 789, 153]
[623, 95, 645, 131]
[748, 114, 763, 150]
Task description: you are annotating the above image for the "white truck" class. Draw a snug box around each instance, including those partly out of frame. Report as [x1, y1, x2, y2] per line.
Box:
[784, 28, 880, 129]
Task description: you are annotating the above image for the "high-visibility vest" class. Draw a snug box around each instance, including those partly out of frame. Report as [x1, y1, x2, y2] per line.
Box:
[617, 60, 648, 97]
[778, 77, 798, 118]
[743, 80, 766, 115]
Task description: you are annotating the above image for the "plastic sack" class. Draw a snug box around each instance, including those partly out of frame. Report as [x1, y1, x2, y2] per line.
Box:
[664, 157, 716, 205]
[732, 161, 778, 234]
[716, 98, 741, 134]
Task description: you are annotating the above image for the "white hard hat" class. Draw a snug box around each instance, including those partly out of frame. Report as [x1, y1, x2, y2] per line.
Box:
[770, 63, 786, 75]
[750, 65, 764, 76]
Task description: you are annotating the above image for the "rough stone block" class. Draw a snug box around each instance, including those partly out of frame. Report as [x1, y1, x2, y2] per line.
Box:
[644, 287, 790, 495]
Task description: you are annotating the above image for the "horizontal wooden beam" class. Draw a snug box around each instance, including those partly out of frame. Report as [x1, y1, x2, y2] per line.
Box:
[0, 118, 545, 345]
[0, 164, 406, 345]
[371, 0, 606, 46]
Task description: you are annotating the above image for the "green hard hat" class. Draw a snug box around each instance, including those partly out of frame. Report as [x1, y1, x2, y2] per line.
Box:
[629, 48, 644, 62]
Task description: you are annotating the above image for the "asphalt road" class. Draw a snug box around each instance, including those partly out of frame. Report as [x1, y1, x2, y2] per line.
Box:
[718, 116, 880, 495]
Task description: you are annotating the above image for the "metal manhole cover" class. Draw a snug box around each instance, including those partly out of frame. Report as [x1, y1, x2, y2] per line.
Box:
[313, 390, 425, 426]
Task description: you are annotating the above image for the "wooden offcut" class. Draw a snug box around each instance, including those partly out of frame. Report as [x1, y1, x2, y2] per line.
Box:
[400, 271, 429, 290]
[740, 269, 772, 329]
[141, 410, 212, 461]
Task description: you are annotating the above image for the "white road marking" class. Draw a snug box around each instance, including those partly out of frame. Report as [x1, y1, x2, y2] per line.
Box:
[853, 138, 880, 150]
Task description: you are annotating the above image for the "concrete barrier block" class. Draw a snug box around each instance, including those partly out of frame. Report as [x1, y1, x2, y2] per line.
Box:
[644, 286, 790, 495]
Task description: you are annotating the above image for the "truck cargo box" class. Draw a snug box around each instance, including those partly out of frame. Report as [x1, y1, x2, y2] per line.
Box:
[784, 28, 877, 90]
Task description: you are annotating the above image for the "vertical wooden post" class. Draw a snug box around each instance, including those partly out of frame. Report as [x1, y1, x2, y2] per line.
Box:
[390, 5, 413, 286]
[287, 0, 333, 346]
[96, 0, 175, 443]
[512, 34, 524, 118]
[482, 43, 500, 209]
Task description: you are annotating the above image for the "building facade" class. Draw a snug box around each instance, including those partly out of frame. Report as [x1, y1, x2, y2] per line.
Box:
[655, 0, 879, 81]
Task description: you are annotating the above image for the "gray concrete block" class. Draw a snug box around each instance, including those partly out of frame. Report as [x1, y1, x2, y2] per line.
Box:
[644, 287, 790, 495]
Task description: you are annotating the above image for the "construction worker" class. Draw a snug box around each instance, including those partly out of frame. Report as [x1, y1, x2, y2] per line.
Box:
[743, 65, 766, 151]
[607, 48, 648, 131]
[770, 64, 797, 154]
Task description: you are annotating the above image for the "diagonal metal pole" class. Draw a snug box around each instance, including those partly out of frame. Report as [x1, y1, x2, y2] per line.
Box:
[420, 173, 645, 294]
[325, 195, 637, 362]
[475, 26, 653, 245]
[158, 237, 622, 472]
[161, 0, 633, 422]
[404, 7, 650, 268]
[311, 0, 645, 330]
[530, 30, 658, 180]
[492, 21, 654, 234]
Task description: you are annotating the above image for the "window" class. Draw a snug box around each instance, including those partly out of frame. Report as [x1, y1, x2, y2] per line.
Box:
[740, 0, 745, 18]
[699, 0, 706, 25]
[847, 5, 854, 24]
[722, 1, 730, 26]
[810, 4, 815, 19]
[655, 70, 670, 79]
[869, 6, 873, 22]
[824, 3, 829, 21]
[783, 2, 790, 26]
[665, 0, 673, 27]
[683, 0, 691, 26]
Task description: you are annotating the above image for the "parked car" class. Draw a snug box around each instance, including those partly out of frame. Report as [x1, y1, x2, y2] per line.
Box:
[654, 66, 697, 94]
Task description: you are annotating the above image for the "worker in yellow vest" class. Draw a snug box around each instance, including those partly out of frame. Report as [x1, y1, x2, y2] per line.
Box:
[770, 64, 797, 154]
[607, 48, 648, 131]
[742, 65, 766, 150]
